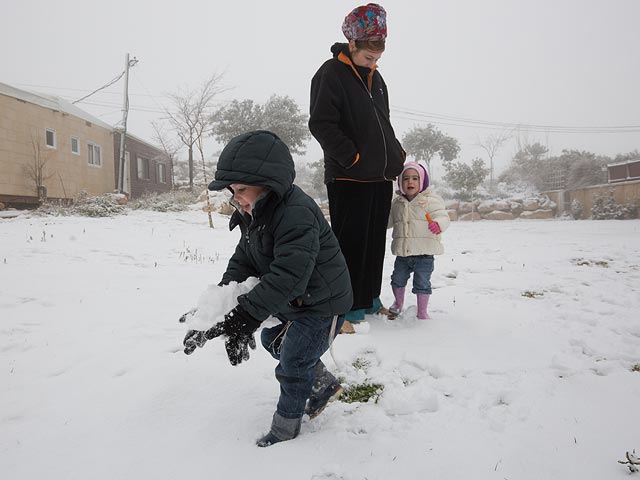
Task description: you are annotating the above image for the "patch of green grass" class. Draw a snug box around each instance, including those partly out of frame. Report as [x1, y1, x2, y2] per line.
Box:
[632, 364, 640, 373]
[352, 357, 372, 371]
[341, 382, 384, 404]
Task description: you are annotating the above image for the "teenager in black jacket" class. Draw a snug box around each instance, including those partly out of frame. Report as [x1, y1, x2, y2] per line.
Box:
[309, 3, 405, 331]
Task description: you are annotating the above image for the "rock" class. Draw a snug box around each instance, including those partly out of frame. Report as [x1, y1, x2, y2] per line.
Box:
[446, 209, 458, 221]
[218, 202, 235, 216]
[520, 209, 554, 219]
[458, 201, 475, 213]
[445, 199, 460, 211]
[522, 198, 541, 211]
[459, 212, 482, 221]
[483, 210, 515, 220]
[196, 190, 209, 202]
[477, 199, 511, 213]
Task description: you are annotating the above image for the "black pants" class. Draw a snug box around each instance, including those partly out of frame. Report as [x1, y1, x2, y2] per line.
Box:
[327, 181, 392, 311]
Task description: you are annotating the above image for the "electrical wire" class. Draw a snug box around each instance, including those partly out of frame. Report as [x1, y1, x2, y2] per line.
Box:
[14, 81, 640, 134]
[72, 71, 126, 104]
[391, 105, 640, 134]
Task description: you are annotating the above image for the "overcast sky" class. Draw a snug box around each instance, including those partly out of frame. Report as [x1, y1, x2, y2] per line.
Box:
[2, 0, 639, 176]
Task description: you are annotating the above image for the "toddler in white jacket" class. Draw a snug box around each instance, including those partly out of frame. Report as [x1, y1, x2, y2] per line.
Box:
[388, 161, 450, 319]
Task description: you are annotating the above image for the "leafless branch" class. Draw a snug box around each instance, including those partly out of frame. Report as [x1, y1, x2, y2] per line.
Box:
[618, 450, 640, 473]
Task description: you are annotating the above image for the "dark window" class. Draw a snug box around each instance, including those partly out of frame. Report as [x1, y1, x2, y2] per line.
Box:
[88, 143, 102, 166]
[71, 136, 80, 155]
[45, 128, 56, 148]
[137, 157, 150, 180]
[157, 163, 167, 183]
[628, 161, 640, 179]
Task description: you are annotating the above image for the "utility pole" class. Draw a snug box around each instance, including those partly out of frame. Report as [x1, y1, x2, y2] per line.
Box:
[117, 53, 138, 194]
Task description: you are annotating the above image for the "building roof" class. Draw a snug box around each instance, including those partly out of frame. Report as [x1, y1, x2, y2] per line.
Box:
[0, 82, 114, 131]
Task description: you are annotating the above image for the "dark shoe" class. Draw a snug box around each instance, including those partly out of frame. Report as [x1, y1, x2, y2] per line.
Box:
[305, 382, 343, 419]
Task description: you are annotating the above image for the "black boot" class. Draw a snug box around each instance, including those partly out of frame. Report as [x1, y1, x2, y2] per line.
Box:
[305, 361, 343, 419]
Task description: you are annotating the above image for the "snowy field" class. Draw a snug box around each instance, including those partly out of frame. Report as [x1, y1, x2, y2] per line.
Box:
[1, 208, 639, 480]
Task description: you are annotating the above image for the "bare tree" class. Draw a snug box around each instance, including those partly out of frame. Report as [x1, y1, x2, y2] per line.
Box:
[24, 130, 55, 203]
[476, 131, 512, 191]
[164, 73, 229, 190]
[194, 121, 214, 228]
[151, 121, 181, 188]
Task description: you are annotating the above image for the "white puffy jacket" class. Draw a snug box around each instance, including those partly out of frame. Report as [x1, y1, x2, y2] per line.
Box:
[388, 188, 450, 256]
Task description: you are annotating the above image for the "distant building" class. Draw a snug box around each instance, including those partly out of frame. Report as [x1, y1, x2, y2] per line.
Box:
[113, 131, 172, 199]
[0, 82, 115, 207]
[0, 82, 173, 208]
[606, 158, 640, 183]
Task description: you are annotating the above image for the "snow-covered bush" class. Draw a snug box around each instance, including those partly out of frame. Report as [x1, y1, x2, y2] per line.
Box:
[128, 190, 199, 212]
[34, 192, 125, 217]
[591, 191, 638, 220]
[570, 199, 583, 219]
[72, 192, 126, 217]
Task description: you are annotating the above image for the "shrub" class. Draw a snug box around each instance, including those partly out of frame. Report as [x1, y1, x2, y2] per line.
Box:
[72, 192, 126, 217]
[128, 190, 199, 212]
[34, 192, 125, 217]
[591, 191, 637, 220]
[570, 199, 583, 219]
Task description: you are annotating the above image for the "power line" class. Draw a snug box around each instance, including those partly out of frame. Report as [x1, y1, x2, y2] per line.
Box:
[12, 81, 640, 134]
[72, 71, 127, 104]
[13, 82, 165, 99]
[391, 105, 640, 134]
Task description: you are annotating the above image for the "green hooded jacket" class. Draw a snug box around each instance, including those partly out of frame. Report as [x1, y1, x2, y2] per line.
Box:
[208, 130, 353, 321]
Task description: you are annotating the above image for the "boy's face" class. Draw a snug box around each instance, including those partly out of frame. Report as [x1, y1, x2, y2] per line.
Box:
[401, 168, 421, 199]
[230, 184, 266, 215]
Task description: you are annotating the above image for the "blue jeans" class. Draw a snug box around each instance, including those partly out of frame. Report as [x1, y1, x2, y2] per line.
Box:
[390, 255, 434, 294]
[261, 315, 344, 419]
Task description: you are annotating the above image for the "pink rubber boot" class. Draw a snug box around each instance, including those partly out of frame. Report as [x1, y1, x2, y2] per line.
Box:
[389, 287, 405, 318]
[417, 294, 430, 319]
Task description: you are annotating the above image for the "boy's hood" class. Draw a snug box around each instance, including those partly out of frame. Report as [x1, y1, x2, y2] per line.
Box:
[208, 130, 295, 198]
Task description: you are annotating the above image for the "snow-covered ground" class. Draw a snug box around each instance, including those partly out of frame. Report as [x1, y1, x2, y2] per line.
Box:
[1, 209, 639, 480]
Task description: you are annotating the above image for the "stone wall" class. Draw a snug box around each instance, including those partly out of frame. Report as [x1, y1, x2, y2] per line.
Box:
[445, 195, 557, 221]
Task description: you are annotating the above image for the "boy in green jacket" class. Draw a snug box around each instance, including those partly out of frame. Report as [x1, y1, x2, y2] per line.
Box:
[183, 130, 353, 446]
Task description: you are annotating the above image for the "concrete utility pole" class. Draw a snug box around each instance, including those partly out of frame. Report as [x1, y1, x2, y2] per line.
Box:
[117, 53, 138, 194]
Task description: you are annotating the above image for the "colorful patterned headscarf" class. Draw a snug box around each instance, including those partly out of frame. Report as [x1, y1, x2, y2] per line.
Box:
[342, 3, 387, 41]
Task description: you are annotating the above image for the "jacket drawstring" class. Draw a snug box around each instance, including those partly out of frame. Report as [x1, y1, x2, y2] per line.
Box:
[269, 320, 293, 355]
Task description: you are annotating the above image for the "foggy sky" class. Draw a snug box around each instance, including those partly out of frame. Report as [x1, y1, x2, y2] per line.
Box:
[2, 0, 639, 176]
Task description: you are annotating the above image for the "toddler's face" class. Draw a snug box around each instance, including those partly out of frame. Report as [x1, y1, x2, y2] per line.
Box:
[230, 184, 266, 215]
[401, 168, 421, 199]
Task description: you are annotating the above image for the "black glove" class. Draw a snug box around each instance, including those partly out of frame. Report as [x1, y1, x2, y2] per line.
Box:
[182, 322, 225, 355]
[220, 306, 261, 365]
[182, 306, 261, 364]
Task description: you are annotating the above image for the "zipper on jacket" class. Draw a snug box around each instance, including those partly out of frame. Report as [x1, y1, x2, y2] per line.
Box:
[343, 54, 391, 181]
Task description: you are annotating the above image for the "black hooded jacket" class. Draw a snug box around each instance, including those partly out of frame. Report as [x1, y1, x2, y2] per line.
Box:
[208, 131, 353, 322]
[309, 43, 405, 183]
